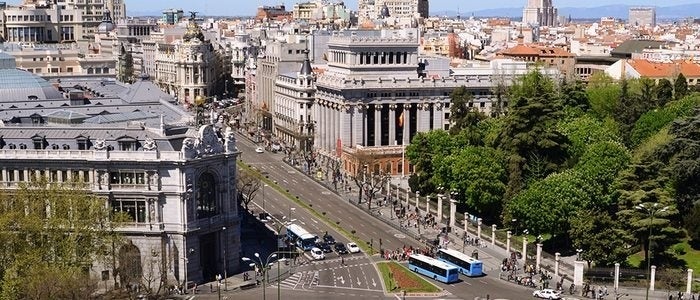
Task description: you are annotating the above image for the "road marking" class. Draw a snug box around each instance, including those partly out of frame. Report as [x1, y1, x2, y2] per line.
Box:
[322, 191, 332, 195]
[337, 276, 345, 285]
[312, 219, 318, 224]
[356, 277, 361, 286]
[394, 233, 407, 239]
[288, 170, 296, 174]
[479, 280, 488, 284]
[372, 278, 377, 288]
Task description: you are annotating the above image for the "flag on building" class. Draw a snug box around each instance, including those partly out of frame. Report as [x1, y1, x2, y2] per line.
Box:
[398, 111, 404, 128]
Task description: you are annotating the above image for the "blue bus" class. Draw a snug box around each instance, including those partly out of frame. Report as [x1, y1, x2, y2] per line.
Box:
[286, 224, 317, 251]
[436, 248, 484, 277]
[407, 253, 459, 283]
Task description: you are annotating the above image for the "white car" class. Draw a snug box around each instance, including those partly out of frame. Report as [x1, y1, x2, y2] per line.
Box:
[310, 247, 325, 260]
[533, 289, 561, 299]
[347, 242, 360, 254]
[255, 147, 264, 153]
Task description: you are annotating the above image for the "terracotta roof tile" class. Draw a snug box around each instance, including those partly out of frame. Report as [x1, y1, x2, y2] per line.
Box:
[629, 59, 700, 77]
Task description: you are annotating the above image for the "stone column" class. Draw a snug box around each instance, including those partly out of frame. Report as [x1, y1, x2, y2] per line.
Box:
[477, 218, 482, 240]
[574, 261, 584, 286]
[554, 252, 561, 278]
[506, 231, 512, 253]
[614, 263, 620, 290]
[374, 105, 382, 146]
[687, 269, 693, 294]
[536, 243, 543, 273]
[522, 237, 528, 264]
[389, 104, 396, 146]
[402, 105, 410, 145]
[437, 194, 443, 224]
[425, 195, 430, 215]
[405, 188, 410, 207]
[491, 224, 496, 246]
[418, 103, 430, 132]
[415, 191, 420, 212]
[339, 106, 349, 150]
[650, 265, 656, 291]
[352, 105, 363, 147]
[432, 103, 442, 130]
[449, 198, 457, 229]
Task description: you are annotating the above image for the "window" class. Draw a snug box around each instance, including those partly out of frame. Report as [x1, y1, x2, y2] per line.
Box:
[19, 144, 27, 150]
[111, 199, 147, 223]
[118, 141, 136, 151]
[62, 144, 70, 150]
[109, 171, 146, 185]
[196, 172, 218, 219]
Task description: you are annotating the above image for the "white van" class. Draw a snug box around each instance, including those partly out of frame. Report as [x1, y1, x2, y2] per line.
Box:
[311, 247, 325, 260]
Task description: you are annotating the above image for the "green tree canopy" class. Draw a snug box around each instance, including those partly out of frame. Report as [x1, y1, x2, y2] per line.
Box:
[674, 73, 689, 100]
[0, 179, 124, 298]
[586, 73, 621, 118]
[449, 86, 486, 135]
[497, 70, 570, 198]
[569, 210, 631, 267]
[656, 78, 673, 107]
[437, 146, 507, 224]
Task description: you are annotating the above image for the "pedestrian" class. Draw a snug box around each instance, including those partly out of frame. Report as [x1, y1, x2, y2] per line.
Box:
[341, 256, 345, 266]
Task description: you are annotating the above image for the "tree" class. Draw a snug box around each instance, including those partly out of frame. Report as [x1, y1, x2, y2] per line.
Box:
[569, 210, 631, 267]
[656, 79, 673, 107]
[351, 153, 390, 210]
[441, 146, 507, 224]
[638, 78, 657, 109]
[0, 179, 124, 299]
[613, 162, 684, 266]
[586, 73, 621, 118]
[656, 108, 700, 221]
[237, 170, 262, 211]
[497, 70, 570, 198]
[674, 73, 689, 100]
[406, 130, 454, 194]
[505, 170, 590, 236]
[557, 113, 622, 161]
[560, 79, 590, 111]
[686, 203, 700, 248]
[449, 86, 485, 135]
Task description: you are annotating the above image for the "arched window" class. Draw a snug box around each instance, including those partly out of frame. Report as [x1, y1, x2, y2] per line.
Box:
[196, 172, 217, 219]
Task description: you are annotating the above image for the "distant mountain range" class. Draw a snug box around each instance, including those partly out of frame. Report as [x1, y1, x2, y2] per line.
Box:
[434, 4, 700, 20]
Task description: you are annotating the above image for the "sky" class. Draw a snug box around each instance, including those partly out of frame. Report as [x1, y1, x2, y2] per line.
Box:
[7, 0, 700, 15]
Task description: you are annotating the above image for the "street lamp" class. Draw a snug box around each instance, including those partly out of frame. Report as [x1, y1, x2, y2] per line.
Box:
[267, 216, 296, 300]
[215, 274, 222, 300]
[242, 252, 280, 300]
[635, 203, 669, 300]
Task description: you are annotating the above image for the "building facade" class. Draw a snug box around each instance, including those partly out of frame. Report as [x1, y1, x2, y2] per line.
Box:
[522, 0, 557, 27]
[628, 7, 656, 27]
[152, 14, 216, 104]
[0, 53, 241, 289]
[358, 0, 428, 24]
[1, 0, 126, 42]
[273, 50, 316, 152]
[311, 31, 529, 176]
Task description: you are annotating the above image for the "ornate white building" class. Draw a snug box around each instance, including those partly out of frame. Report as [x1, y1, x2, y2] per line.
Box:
[0, 53, 241, 289]
[274, 50, 316, 152]
[152, 13, 216, 104]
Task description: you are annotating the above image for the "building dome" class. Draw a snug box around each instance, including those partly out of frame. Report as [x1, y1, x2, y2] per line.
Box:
[0, 53, 62, 101]
[97, 9, 115, 33]
[183, 13, 205, 43]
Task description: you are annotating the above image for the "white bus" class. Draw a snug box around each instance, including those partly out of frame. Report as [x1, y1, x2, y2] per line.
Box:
[286, 224, 317, 251]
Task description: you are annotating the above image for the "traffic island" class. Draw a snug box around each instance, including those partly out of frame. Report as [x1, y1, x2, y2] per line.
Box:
[376, 261, 442, 295]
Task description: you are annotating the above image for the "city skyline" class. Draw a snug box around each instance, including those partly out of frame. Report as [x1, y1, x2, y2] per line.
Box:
[6, 0, 698, 16]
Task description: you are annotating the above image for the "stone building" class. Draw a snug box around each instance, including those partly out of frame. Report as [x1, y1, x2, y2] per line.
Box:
[151, 13, 216, 104]
[0, 53, 241, 289]
[273, 49, 316, 152]
[312, 30, 526, 176]
[522, 0, 558, 27]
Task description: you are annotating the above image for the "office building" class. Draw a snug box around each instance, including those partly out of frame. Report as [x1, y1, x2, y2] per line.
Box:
[628, 7, 656, 27]
[522, 0, 558, 27]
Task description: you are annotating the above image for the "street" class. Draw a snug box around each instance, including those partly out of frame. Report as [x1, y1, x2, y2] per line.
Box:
[235, 132, 577, 300]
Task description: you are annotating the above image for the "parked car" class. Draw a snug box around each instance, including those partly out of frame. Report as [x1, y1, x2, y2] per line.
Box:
[347, 242, 360, 253]
[323, 233, 336, 245]
[310, 247, 325, 260]
[315, 242, 332, 253]
[533, 289, 561, 299]
[255, 147, 264, 153]
[334, 243, 348, 254]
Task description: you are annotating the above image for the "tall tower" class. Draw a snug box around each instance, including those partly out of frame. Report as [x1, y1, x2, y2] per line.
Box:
[522, 0, 557, 27]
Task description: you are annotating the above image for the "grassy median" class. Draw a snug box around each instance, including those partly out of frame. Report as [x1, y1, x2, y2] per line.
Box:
[376, 261, 441, 294]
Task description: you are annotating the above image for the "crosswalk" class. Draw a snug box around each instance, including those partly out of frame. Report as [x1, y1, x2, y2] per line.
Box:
[277, 271, 319, 290]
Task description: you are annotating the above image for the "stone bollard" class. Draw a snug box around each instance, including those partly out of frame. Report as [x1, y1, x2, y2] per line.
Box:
[449, 199, 457, 228]
[437, 194, 444, 223]
[555, 252, 560, 278]
[491, 224, 496, 245]
[477, 218, 483, 239]
[522, 237, 528, 264]
[536, 243, 542, 273]
[506, 231, 512, 253]
[614, 263, 620, 290]
[650, 265, 656, 291]
[687, 269, 693, 294]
